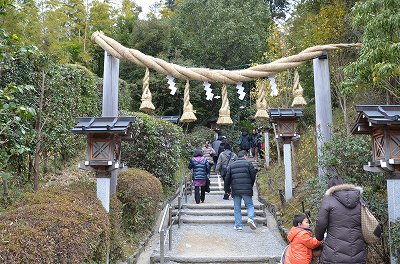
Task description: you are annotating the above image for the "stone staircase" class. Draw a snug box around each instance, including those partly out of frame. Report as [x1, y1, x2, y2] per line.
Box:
[149, 171, 286, 264]
[176, 173, 267, 226]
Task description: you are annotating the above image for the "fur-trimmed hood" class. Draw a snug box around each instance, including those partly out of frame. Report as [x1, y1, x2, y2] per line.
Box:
[325, 184, 363, 209]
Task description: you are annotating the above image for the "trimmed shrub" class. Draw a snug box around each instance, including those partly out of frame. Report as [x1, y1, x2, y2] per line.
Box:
[66, 180, 125, 263]
[109, 194, 125, 263]
[182, 126, 215, 160]
[117, 168, 163, 233]
[0, 186, 109, 263]
[122, 112, 183, 186]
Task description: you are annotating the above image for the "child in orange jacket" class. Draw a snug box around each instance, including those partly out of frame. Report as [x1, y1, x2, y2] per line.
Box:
[284, 213, 322, 264]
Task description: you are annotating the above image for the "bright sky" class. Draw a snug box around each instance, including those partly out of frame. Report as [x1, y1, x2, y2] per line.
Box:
[135, 0, 161, 19]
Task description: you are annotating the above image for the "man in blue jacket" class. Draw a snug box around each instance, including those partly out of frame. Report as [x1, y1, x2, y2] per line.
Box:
[224, 150, 257, 231]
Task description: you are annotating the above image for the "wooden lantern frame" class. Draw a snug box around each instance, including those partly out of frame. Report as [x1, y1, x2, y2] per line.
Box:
[352, 105, 400, 174]
[72, 116, 135, 173]
[268, 108, 304, 141]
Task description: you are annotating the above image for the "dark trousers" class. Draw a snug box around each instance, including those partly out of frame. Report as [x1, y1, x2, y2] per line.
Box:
[213, 156, 218, 169]
[194, 186, 206, 204]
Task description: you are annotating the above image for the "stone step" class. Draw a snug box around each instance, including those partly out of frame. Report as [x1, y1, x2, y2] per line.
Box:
[182, 203, 264, 210]
[178, 215, 267, 225]
[174, 209, 265, 217]
[151, 255, 280, 263]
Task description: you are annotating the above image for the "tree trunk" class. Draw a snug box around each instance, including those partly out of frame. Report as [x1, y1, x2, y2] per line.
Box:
[33, 67, 46, 191]
[28, 153, 33, 182]
[43, 150, 48, 174]
[2, 179, 9, 204]
[272, 123, 281, 163]
[343, 96, 350, 134]
[17, 156, 23, 184]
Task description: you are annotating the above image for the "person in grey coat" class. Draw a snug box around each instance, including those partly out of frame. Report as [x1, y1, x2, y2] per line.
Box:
[314, 178, 367, 264]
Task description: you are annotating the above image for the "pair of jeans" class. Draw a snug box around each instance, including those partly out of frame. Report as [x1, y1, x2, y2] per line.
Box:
[233, 194, 254, 228]
[194, 186, 206, 204]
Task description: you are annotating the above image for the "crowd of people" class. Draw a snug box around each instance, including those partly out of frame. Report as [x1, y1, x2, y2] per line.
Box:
[188, 129, 380, 264]
[188, 130, 258, 231]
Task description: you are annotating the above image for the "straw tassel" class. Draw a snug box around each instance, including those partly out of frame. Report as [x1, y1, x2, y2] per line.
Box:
[291, 70, 307, 107]
[255, 80, 269, 120]
[180, 80, 197, 123]
[216, 84, 233, 125]
[139, 68, 155, 112]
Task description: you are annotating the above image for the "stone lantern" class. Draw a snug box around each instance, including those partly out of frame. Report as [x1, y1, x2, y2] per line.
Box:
[269, 108, 304, 201]
[351, 105, 400, 264]
[72, 116, 135, 211]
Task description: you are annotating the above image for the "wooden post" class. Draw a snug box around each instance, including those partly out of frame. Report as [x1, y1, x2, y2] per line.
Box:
[313, 51, 332, 178]
[283, 142, 293, 201]
[387, 178, 400, 264]
[102, 52, 120, 196]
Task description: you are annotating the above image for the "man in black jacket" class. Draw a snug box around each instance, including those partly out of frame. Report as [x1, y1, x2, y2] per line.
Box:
[224, 150, 257, 231]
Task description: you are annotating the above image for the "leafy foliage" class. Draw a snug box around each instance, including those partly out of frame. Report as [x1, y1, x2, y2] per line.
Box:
[122, 112, 183, 186]
[170, 0, 272, 69]
[0, 186, 110, 263]
[390, 220, 400, 259]
[345, 0, 400, 99]
[117, 168, 163, 233]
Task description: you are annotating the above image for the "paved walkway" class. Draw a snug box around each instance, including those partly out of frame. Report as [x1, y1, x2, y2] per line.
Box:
[135, 159, 286, 264]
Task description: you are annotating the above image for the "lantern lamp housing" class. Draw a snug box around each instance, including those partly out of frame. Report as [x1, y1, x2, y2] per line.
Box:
[351, 105, 400, 174]
[72, 116, 136, 173]
[268, 108, 304, 141]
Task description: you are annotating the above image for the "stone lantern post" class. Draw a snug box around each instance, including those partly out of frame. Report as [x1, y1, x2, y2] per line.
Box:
[269, 108, 304, 201]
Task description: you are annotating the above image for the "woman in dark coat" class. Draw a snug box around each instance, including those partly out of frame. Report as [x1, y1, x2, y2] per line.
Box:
[188, 149, 210, 204]
[314, 178, 366, 264]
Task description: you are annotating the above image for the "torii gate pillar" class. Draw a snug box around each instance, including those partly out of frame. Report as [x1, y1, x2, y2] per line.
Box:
[313, 51, 332, 178]
[102, 52, 120, 197]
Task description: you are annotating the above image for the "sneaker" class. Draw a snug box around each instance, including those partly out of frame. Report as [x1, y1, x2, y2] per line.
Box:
[233, 226, 243, 232]
[247, 218, 257, 230]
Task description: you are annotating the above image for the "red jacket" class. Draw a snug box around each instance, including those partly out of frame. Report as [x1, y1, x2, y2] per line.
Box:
[284, 226, 321, 264]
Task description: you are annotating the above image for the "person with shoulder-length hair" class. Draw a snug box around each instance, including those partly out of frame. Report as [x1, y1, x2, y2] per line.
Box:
[314, 177, 376, 264]
[188, 149, 210, 204]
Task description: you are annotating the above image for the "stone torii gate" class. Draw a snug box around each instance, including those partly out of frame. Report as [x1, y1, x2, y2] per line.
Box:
[91, 31, 360, 207]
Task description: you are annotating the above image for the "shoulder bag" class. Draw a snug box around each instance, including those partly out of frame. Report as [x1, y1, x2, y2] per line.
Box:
[360, 199, 381, 244]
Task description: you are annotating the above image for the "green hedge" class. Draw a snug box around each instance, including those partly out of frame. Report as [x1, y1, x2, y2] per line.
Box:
[0, 186, 109, 263]
[122, 112, 183, 186]
[117, 168, 163, 233]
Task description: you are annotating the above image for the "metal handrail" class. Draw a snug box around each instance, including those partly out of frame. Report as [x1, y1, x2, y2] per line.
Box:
[158, 173, 191, 263]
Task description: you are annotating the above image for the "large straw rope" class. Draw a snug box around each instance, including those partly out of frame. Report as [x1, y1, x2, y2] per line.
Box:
[91, 31, 361, 84]
[180, 80, 197, 123]
[216, 84, 233, 125]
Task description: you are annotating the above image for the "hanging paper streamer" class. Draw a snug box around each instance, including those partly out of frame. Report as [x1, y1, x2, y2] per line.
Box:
[216, 84, 233, 125]
[291, 70, 307, 107]
[167, 75, 177, 95]
[269, 77, 278, 96]
[236, 81, 246, 100]
[254, 80, 269, 120]
[180, 80, 197, 123]
[203, 81, 214, 100]
[139, 68, 155, 112]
